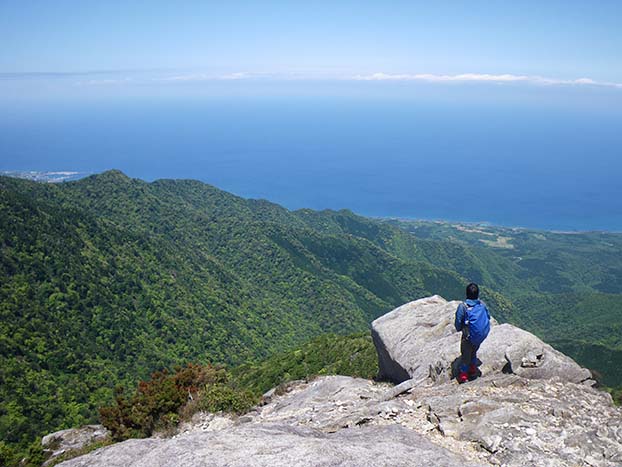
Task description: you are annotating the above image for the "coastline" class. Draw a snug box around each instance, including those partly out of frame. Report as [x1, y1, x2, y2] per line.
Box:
[375, 216, 622, 235]
[3, 169, 621, 235]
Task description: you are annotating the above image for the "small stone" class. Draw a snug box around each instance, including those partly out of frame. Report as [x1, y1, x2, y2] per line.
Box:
[481, 434, 502, 453]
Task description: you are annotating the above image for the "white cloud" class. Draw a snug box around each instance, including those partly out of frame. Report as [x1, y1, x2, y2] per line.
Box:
[159, 73, 212, 81]
[70, 69, 622, 90]
[159, 71, 270, 82]
[352, 72, 622, 88]
[76, 77, 133, 86]
[219, 72, 252, 80]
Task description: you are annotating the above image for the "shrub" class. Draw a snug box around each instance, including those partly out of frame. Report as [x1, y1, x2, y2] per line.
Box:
[198, 383, 256, 414]
[0, 442, 15, 467]
[99, 363, 256, 441]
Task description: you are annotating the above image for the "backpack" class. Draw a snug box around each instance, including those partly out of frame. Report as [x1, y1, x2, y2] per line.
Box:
[464, 301, 490, 346]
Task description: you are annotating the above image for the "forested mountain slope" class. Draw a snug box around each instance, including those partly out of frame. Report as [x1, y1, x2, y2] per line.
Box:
[0, 171, 469, 454]
[2, 170, 621, 460]
[294, 210, 622, 374]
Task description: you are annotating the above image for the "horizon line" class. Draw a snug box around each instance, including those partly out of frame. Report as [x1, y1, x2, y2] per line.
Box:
[1, 69, 621, 90]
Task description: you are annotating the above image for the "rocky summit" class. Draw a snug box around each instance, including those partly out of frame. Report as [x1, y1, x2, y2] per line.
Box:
[58, 296, 622, 467]
[371, 295, 594, 385]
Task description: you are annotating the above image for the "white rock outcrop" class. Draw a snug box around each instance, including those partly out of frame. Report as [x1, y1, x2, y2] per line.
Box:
[57, 296, 621, 467]
[371, 295, 593, 385]
[57, 377, 483, 467]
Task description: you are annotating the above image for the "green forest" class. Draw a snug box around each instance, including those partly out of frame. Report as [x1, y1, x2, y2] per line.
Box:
[389, 219, 622, 361]
[1, 170, 621, 464]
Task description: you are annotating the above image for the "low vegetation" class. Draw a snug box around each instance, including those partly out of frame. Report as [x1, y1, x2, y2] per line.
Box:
[99, 363, 256, 441]
[231, 333, 378, 395]
[99, 333, 377, 443]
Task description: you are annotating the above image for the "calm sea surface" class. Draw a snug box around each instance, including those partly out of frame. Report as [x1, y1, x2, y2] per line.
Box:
[1, 96, 621, 231]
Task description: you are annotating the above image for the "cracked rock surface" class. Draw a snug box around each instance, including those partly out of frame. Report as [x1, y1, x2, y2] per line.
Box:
[58, 374, 622, 467]
[58, 376, 485, 467]
[58, 296, 620, 467]
[371, 295, 593, 385]
[416, 374, 622, 466]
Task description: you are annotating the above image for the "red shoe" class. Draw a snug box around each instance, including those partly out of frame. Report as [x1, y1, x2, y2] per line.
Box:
[458, 372, 469, 384]
[468, 363, 478, 376]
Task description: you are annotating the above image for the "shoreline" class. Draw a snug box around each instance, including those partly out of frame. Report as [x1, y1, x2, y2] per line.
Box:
[372, 216, 622, 236]
[3, 169, 621, 235]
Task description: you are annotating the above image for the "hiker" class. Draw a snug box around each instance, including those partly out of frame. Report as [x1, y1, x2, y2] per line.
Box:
[455, 283, 491, 383]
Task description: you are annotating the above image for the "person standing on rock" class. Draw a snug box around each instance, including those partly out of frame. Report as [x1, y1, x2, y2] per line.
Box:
[455, 283, 491, 383]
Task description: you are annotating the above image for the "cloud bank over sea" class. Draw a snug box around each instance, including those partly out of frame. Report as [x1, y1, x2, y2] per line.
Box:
[2, 69, 621, 90]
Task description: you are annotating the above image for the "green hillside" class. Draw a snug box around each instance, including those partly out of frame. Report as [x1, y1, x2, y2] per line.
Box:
[1, 170, 621, 463]
[230, 332, 378, 395]
[0, 171, 467, 457]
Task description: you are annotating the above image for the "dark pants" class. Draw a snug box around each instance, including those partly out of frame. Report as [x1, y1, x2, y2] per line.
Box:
[460, 336, 479, 373]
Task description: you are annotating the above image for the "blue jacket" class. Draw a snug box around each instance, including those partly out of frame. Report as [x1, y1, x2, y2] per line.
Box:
[455, 299, 491, 333]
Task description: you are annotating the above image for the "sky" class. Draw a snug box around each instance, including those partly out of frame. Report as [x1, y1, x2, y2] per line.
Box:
[1, 1, 622, 230]
[1, 1, 622, 99]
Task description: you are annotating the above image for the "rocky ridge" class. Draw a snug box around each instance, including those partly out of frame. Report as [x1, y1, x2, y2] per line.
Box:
[372, 295, 593, 386]
[57, 296, 622, 467]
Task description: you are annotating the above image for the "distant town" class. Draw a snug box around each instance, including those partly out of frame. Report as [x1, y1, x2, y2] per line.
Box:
[0, 170, 89, 183]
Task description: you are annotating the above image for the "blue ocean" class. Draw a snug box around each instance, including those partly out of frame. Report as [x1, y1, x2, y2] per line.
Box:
[1, 94, 621, 231]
